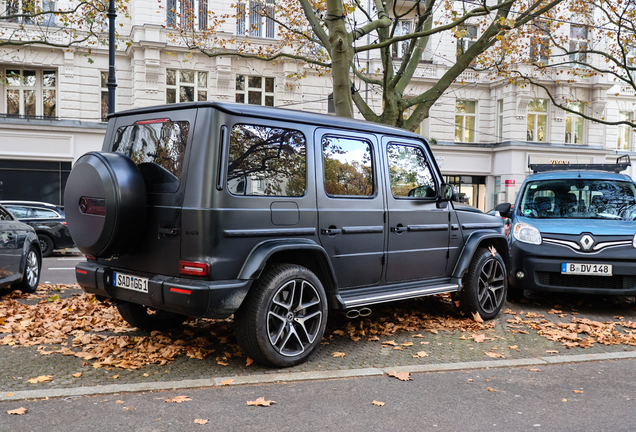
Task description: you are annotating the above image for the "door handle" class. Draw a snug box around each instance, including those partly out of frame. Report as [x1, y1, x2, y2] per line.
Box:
[321, 228, 342, 235]
[390, 226, 408, 233]
[158, 226, 179, 236]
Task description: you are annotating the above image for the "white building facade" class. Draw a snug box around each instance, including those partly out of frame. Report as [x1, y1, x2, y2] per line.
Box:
[0, 0, 633, 209]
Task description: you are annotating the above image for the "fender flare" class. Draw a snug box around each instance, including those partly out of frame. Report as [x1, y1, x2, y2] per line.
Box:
[451, 231, 510, 283]
[238, 238, 338, 283]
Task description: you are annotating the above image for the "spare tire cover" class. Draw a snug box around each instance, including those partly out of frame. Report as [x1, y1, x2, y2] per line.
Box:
[64, 152, 147, 257]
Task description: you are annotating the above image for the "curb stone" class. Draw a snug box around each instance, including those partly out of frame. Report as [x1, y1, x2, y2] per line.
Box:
[3, 351, 636, 402]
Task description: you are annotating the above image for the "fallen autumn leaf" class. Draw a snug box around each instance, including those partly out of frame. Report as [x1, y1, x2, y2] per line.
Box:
[165, 396, 192, 403]
[332, 352, 345, 358]
[7, 407, 27, 415]
[247, 397, 275, 407]
[194, 419, 209, 425]
[372, 400, 385, 406]
[388, 371, 411, 381]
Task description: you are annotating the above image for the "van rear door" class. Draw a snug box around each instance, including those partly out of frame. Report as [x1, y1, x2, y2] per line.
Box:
[102, 108, 198, 277]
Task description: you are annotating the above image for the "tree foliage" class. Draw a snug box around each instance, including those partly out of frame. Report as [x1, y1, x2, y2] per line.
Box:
[168, 0, 563, 131]
[481, 0, 636, 127]
[0, 0, 129, 49]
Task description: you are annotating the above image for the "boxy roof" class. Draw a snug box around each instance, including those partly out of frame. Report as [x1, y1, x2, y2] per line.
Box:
[111, 101, 425, 141]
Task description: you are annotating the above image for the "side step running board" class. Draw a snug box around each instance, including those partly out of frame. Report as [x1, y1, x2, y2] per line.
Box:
[342, 283, 460, 309]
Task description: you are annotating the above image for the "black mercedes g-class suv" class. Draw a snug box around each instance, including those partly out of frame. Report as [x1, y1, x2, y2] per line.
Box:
[65, 102, 509, 367]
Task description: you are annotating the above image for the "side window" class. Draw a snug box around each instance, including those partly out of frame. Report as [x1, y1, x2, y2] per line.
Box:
[322, 136, 374, 197]
[387, 144, 437, 198]
[6, 206, 30, 218]
[113, 120, 190, 193]
[32, 208, 59, 218]
[0, 207, 13, 221]
[227, 124, 306, 197]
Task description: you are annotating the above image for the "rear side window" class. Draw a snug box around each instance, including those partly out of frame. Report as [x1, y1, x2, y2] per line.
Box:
[227, 124, 306, 197]
[322, 136, 374, 197]
[113, 120, 190, 193]
[387, 144, 437, 198]
[32, 208, 60, 218]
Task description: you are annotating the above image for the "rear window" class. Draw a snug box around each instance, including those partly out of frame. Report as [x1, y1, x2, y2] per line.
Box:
[227, 124, 306, 197]
[113, 120, 190, 193]
[5, 206, 31, 218]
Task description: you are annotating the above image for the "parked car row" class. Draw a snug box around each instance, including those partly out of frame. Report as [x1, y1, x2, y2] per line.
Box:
[0, 201, 75, 257]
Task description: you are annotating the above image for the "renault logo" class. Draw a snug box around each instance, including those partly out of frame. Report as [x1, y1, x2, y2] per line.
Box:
[580, 235, 594, 251]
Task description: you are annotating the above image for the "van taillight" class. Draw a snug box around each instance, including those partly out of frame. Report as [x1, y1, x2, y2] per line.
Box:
[179, 260, 210, 276]
[85, 255, 96, 261]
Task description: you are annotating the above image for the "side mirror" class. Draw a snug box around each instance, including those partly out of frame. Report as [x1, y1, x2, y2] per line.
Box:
[495, 202, 513, 218]
[440, 183, 454, 201]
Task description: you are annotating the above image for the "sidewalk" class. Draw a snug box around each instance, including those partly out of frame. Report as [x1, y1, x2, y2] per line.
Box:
[1, 285, 635, 400]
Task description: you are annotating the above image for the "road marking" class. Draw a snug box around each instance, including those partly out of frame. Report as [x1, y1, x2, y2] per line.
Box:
[47, 267, 76, 270]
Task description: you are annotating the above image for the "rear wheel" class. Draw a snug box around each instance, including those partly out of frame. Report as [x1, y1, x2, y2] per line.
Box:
[116, 301, 187, 331]
[460, 247, 507, 320]
[15, 246, 41, 294]
[38, 234, 54, 258]
[234, 264, 328, 367]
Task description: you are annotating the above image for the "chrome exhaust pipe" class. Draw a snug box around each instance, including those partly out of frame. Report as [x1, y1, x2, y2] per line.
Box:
[346, 307, 372, 319]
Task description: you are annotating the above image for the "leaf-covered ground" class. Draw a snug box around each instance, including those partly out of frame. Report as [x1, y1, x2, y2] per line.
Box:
[1, 285, 636, 372]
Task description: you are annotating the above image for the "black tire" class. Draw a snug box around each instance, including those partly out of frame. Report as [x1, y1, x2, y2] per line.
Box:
[116, 301, 187, 331]
[234, 264, 328, 367]
[38, 234, 54, 258]
[64, 152, 147, 257]
[15, 246, 41, 294]
[460, 247, 507, 321]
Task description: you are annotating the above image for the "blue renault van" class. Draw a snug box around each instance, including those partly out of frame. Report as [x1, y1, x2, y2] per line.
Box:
[496, 156, 636, 301]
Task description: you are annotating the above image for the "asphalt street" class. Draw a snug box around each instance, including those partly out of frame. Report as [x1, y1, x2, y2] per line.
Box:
[40, 251, 84, 285]
[2, 358, 635, 431]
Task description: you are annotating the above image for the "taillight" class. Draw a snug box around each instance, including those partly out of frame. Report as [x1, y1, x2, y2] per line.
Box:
[62, 221, 67, 225]
[179, 260, 210, 276]
[85, 255, 96, 261]
[76, 268, 88, 274]
[79, 197, 106, 216]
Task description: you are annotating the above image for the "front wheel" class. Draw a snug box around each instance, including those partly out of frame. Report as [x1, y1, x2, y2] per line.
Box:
[460, 247, 507, 321]
[234, 264, 328, 367]
[15, 246, 41, 294]
[116, 301, 187, 331]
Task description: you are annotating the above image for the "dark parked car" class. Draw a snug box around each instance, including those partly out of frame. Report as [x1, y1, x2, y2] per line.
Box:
[499, 156, 636, 301]
[0, 204, 41, 293]
[65, 102, 509, 367]
[0, 201, 75, 257]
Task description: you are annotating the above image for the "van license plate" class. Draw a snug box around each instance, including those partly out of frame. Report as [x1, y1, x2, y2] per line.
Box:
[561, 263, 612, 276]
[113, 272, 149, 293]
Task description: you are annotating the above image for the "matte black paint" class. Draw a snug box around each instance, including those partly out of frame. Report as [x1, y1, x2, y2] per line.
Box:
[67, 102, 508, 319]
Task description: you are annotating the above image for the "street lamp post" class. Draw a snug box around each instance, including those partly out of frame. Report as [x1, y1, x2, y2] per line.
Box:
[107, 0, 117, 115]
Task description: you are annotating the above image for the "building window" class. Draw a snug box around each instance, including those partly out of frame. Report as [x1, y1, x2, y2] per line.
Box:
[166, 69, 208, 104]
[235, 75, 274, 106]
[529, 20, 550, 64]
[527, 98, 548, 142]
[618, 111, 632, 150]
[456, 24, 478, 59]
[236, 0, 275, 38]
[100, 71, 109, 121]
[455, 100, 476, 142]
[4, 69, 56, 118]
[497, 99, 504, 142]
[167, 0, 208, 31]
[393, 21, 411, 59]
[565, 102, 584, 144]
[569, 25, 588, 62]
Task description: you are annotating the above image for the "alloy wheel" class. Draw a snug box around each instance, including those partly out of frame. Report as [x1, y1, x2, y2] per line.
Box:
[25, 250, 39, 287]
[477, 258, 505, 314]
[266, 279, 323, 357]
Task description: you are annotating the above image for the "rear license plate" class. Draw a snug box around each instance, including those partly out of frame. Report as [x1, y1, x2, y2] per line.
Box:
[561, 263, 613, 276]
[113, 272, 149, 293]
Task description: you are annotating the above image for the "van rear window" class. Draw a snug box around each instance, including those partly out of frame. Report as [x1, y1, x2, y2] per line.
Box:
[113, 120, 189, 193]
